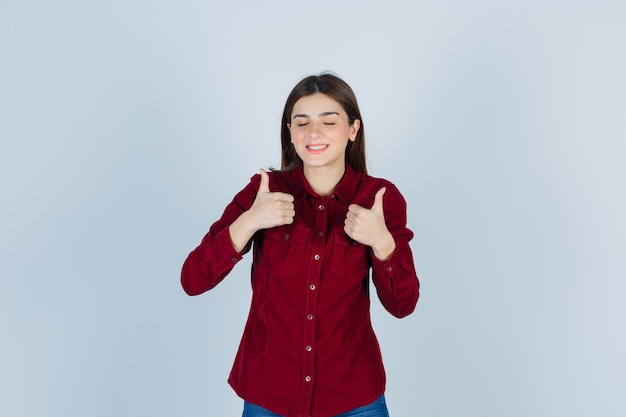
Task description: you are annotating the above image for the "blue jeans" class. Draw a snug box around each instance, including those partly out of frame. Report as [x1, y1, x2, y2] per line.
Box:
[242, 394, 389, 417]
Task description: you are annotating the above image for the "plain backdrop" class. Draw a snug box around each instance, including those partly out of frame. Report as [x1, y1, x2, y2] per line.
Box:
[1, 1, 625, 416]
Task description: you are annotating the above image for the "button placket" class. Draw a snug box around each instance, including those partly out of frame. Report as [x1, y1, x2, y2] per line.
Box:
[299, 197, 327, 410]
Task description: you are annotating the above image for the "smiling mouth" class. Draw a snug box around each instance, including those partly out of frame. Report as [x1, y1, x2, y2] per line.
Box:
[307, 144, 328, 151]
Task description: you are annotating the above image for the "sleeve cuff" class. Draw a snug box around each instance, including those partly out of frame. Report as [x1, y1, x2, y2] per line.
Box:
[212, 227, 247, 266]
[372, 247, 398, 276]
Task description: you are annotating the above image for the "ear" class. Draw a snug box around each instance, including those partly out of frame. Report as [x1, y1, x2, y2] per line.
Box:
[349, 119, 361, 142]
[287, 123, 293, 142]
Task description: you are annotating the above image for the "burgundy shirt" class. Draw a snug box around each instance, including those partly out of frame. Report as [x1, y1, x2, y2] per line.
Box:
[181, 165, 419, 417]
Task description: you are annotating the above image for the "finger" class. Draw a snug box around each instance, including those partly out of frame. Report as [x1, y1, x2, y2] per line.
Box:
[258, 169, 270, 194]
[372, 187, 386, 212]
[279, 203, 295, 213]
[280, 210, 295, 224]
[348, 204, 363, 214]
[345, 211, 357, 222]
[344, 217, 358, 233]
[275, 192, 295, 202]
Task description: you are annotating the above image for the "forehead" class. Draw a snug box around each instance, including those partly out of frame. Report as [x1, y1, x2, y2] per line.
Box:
[291, 93, 345, 116]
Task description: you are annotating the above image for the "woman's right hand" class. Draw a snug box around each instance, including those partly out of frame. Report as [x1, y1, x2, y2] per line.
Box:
[228, 169, 295, 252]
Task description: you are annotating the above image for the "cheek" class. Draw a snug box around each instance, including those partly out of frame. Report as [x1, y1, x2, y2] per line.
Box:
[290, 131, 306, 144]
[331, 128, 351, 141]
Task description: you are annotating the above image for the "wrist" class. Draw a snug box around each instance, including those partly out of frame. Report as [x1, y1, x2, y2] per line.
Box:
[372, 233, 396, 261]
[229, 211, 259, 253]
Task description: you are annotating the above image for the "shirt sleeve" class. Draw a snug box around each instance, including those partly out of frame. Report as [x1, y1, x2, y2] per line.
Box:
[181, 177, 259, 296]
[370, 183, 420, 318]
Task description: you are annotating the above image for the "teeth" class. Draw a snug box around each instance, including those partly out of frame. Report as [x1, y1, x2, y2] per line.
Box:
[308, 145, 327, 151]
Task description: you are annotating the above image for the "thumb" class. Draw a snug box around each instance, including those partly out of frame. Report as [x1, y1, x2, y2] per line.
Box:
[258, 169, 270, 194]
[372, 187, 386, 212]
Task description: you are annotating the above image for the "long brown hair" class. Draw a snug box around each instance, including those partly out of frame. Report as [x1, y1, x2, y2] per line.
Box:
[280, 73, 367, 174]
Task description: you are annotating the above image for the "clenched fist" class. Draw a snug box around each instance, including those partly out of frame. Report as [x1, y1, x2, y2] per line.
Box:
[249, 169, 295, 230]
[229, 169, 295, 252]
[344, 187, 396, 261]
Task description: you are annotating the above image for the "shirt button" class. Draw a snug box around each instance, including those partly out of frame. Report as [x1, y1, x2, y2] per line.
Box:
[318, 204, 324, 210]
[284, 234, 289, 240]
[306, 345, 312, 352]
[305, 376, 312, 382]
[309, 284, 316, 290]
[314, 254, 320, 261]
[317, 231, 324, 237]
[387, 266, 393, 272]
[307, 314, 313, 320]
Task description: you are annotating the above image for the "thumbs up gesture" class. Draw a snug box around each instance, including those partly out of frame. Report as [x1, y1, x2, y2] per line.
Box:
[249, 169, 295, 229]
[344, 187, 396, 261]
[229, 169, 295, 253]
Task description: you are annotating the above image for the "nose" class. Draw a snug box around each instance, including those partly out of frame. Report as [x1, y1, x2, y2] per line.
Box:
[308, 121, 322, 138]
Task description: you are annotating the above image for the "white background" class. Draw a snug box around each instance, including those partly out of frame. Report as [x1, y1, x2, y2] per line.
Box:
[1, 1, 625, 416]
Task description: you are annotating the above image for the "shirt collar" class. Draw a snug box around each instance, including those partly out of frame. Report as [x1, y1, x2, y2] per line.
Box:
[295, 164, 360, 205]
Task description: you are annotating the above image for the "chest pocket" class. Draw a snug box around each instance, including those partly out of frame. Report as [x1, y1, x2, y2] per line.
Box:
[262, 224, 310, 276]
[330, 231, 370, 284]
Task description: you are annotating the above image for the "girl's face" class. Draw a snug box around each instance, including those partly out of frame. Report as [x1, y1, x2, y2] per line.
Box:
[288, 93, 360, 174]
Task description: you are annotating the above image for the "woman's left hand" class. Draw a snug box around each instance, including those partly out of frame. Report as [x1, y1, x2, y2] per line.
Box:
[344, 187, 396, 261]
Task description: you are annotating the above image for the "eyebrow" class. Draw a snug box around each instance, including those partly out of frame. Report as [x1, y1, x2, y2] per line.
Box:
[292, 111, 340, 120]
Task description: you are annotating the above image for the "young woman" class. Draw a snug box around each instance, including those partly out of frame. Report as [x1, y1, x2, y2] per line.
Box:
[181, 73, 419, 417]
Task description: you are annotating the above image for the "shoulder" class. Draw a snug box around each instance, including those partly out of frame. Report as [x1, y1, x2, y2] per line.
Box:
[248, 168, 299, 193]
[358, 173, 396, 191]
[353, 173, 406, 206]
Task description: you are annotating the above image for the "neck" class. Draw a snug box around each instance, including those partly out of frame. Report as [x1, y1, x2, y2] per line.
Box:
[303, 164, 345, 197]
